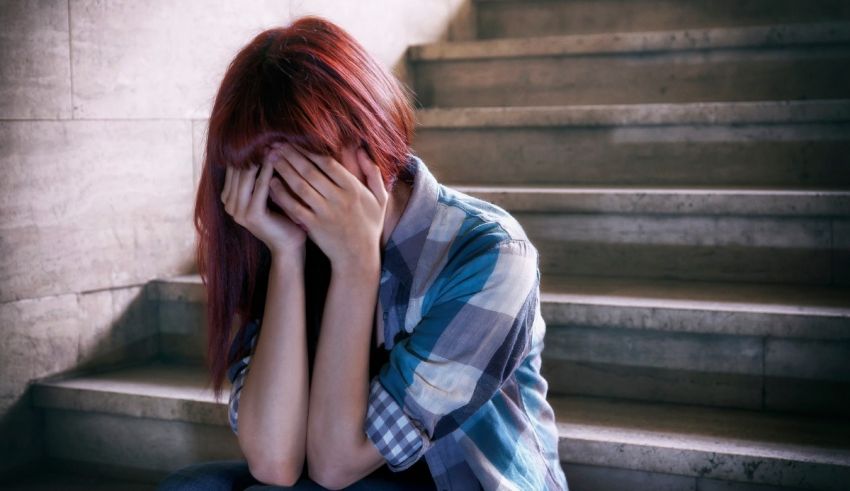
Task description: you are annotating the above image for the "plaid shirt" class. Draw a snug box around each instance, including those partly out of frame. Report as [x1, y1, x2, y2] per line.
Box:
[226, 153, 569, 490]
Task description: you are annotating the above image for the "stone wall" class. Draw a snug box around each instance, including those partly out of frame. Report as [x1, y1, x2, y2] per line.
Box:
[0, 0, 470, 476]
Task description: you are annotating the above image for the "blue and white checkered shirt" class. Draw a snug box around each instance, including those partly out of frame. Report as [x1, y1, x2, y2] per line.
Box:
[226, 153, 569, 490]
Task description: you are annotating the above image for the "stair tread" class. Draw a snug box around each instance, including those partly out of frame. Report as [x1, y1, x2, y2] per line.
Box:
[152, 273, 850, 339]
[541, 275, 850, 318]
[551, 395, 850, 466]
[32, 361, 850, 468]
[410, 21, 850, 61]
[453, 184, 850, 194]
[159, 273, 850, 314]
[415, 99, 850, 127]
[450, 184, 850, 216]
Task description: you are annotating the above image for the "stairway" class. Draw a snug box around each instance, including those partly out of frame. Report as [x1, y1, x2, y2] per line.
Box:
[28, 1, 850, 490]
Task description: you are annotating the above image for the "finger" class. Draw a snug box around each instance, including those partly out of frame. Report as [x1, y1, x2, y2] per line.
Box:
[358, 147, 388, 204]
[271, 143, 339, 199]
[269, 147, 328, 213]
[235, 162, 260, 216]
[270, 176, 316, 227]
[221, 165, 233, 207]
[274, 144, 332, 201]
[288, 142, 358, 192]
[225, 166, 240, 214]
[248, 158, 275, 215]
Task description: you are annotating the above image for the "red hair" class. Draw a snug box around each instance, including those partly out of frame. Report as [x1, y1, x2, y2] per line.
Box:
[193, 15, 417, 401]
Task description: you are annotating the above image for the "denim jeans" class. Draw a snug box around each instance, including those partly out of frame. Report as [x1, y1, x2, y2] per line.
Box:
[156, 459, 438, 490]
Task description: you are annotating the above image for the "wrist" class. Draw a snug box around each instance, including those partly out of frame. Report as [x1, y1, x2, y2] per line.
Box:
[331, 250, 380, 279]
[271, 246, 306, 271]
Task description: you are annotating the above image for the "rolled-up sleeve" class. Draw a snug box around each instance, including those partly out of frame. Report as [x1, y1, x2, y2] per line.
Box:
[364, 238, 539, 471]
[226, 318, 260, 436]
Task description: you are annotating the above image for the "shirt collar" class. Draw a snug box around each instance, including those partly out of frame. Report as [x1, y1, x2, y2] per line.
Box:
[380, 152, 440, 288]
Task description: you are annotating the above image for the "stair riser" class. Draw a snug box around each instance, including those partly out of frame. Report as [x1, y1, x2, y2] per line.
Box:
[153, 282, 850, 416]
[522, 214, 847, 285]
[41, 409, 242, 482]
[414, 46, 850, 107]
[157, 297, 206, 364]
[541, 326, 850, 415]
[413, 124, 850, 187]
[476, 0, 850, 38]
[558, 436, 846, 491]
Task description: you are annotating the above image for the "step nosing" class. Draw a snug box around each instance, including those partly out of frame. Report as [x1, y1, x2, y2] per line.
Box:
[541, 293, 850, 314]
[558, 430, 850, 467]
[410, 22, 850, 61]
[415, 100, 850, 127]
[448, 185, 850, 217]
[35, 382, 215, 401]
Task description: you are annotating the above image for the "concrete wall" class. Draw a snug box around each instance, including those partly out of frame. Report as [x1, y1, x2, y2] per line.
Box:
[0, 0, 470, 476]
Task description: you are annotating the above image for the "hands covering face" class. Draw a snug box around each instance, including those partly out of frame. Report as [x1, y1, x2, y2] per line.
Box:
[266, 141, 388, 268]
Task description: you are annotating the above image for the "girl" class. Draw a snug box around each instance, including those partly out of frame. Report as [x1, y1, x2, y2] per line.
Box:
[158, 15, 568, 491]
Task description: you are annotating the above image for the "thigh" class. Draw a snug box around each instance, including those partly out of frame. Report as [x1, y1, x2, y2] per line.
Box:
[156, 459, 261, 491]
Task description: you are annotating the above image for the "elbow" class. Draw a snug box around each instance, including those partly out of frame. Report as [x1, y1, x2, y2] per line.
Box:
[247, 455, 304, 487]
[305, 436, 353, 490]
[308, 465, 351, 491]
[242, 434, 305, 487]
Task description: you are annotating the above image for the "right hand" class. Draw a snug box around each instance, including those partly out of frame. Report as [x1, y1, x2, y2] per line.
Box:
[221, 150, 307, 258]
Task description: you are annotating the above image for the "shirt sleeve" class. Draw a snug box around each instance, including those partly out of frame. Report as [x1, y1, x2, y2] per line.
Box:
[363, 237, 540, 471]
[226, 317, 260, 436]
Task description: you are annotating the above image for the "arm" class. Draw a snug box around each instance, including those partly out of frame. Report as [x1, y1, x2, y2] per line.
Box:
[305, 253, 385, 489]
[363, 238, 539, 471]
[227, 248, 309, 486]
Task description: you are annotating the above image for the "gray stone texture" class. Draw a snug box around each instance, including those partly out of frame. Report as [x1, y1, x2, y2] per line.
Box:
[411, 23, 850, 107]
[0, 0, 72, 119]
[475, 0, 850, 38]
[0, 120, 196, 302]
[29, 362, 850, 488]
[413, 105, 850, 189]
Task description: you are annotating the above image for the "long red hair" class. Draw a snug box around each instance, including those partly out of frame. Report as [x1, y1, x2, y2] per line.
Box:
[194, 15, 417, 401]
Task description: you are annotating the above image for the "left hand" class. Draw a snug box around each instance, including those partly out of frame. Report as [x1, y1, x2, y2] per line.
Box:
[267, 141, 388, 270]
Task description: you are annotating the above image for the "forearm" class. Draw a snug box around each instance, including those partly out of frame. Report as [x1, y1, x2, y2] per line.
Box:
[307, 256, 381, 465]
[236, 249, 309, 481]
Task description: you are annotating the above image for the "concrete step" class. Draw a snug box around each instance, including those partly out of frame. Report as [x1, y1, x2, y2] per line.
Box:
[149, 271, 850, 414]
[537, 275, 850, 415]
[473, 0, 850, 39]
[410, 22, 850, 107]
[412, 99, 850, 188]
[454, 184, 850, 285]
[29, 362, 850, 489]
[453, 184, 850, 216]
[552, 395, 850, 491]
[30, 361, 240, 485]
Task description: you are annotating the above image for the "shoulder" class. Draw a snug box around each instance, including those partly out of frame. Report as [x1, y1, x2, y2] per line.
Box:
[434, 184, 537, 264]
[426, 185, 539, 301]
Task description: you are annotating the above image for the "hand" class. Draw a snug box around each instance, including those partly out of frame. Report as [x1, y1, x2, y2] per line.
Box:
[221, 156, 307, 259]
[267, 141, 388, 269]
